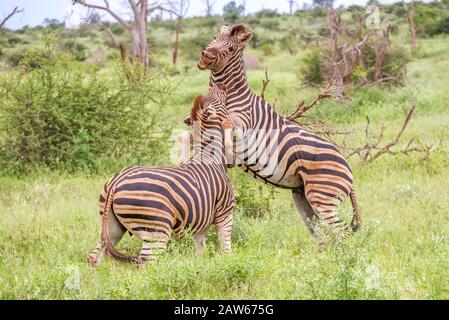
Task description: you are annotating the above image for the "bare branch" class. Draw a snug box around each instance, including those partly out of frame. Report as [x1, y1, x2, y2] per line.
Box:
[73, 0, 131, 29]
[260, 67, 270, 101]
[0, 6, 23, 29]
[202, 0, 216, 17]
[345, 97, 432, 163]
[287, 80, 345, 121]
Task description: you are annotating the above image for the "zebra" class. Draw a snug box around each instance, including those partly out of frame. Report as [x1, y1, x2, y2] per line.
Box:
[87, 84, 235, 266]
[194, 24, 362, 245]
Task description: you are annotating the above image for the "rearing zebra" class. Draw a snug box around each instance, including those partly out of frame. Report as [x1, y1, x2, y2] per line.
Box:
[195, 24, 361, 245]
[87, 85, 235, 266]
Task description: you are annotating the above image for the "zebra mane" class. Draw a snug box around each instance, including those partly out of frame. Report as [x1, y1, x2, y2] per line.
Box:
[190, 95, 203, 122]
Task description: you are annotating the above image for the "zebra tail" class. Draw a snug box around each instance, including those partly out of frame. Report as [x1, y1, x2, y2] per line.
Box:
[349, 189, 362, 233]
[101, 185, 141, 264]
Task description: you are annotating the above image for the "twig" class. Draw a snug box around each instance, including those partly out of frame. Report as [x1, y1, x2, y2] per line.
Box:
[287, 80, 344, 121]
[260, 67, 270, 101]
[0, 7, 23, 30]
[345, 97, 432, 162]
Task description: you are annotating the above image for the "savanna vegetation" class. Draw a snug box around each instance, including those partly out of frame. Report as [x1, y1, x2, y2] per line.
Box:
[0, 1, 448, 299]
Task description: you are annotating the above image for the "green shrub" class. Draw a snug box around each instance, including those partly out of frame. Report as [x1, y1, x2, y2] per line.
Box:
[260, 19, 280, 31]
[61, 39, 89, 61]
[246, 17, 260, 28]
[6, 50, 25, 67]
[299, 48, 324, 85]
[199, 17, 222, 29]
[230, 171, 276, 219]
[260, 43, 275, 56]
[180, 32, 212, 61]
[414, 3, 444, 37]
[0, 52, 173, 174]
[7, 45, 59, 70]
[255, 9, 280, 18]
[363, 43, 410, 83]
[7, 35, 22, 46]
[430, 17, 449, 36]
[279, 34, 299, 55]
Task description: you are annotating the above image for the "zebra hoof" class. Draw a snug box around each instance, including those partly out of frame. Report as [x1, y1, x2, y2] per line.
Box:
[87, 255, 99, 268]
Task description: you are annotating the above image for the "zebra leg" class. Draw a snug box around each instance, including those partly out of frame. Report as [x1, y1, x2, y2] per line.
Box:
[216, 215, 233, 254]
[193, 231, 206, 256]
[291, 188, 325, 248]
[87, 212, 126, 268]
[304, 188, 352, 240]
[136, 233, 170, 264]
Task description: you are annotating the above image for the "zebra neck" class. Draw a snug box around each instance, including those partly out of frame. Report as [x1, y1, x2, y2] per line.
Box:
[210, 50, 283, 131]
[210, 50, 250, 97]
[190, 128, 227, 171]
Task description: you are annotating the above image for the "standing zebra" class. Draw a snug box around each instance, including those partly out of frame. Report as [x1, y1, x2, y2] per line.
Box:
[194, 25, 361, 245]
[87, 85, 235, 266]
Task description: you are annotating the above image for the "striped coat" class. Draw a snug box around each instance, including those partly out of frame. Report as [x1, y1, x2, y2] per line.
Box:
[87, 86, 235, 266]
[196, 25, 361, 244]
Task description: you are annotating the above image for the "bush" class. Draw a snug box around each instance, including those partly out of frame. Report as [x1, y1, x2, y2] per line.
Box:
[61, 39, 89, 61]
[260, 19, 280, 31]
[6, 51, 25, 67]
[230, 171, 276, 219]
[180, 32, 212, 61]
[430, 17, 449, 36]
[255, 9, 280, 18]
[0, 52, 173, 174]
[260, 43, 275, 56]
[363, 43, 410, 83]
[7, 45, 59, 70]
[299, 48, 324, 85]
[279, 34, 299, 55]
[7, 35, 22, 46]
[199, 17, 222, 29]
[246, 17, 260, 28]
[414, 3, 444, 37]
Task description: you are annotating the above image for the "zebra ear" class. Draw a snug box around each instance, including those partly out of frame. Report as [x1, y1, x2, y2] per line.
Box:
[239, 31, 253, 46]
[220, 25, 231, 35]
[231, 25, 253, 46]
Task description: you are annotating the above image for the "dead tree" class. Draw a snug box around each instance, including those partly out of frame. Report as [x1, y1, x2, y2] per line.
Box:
[345, 98, 432, 162]
[374, 22, 391, 82]
[0, 6, 23, 30]
[168, 0, 190, 66]
[322, 8, 372, 86]
[261, 73, 431, 163]
[202, 0, 216, 17]
[287, 0, 296, 15]
[73, 0, 165, 70]
[403, 0, 418, 53]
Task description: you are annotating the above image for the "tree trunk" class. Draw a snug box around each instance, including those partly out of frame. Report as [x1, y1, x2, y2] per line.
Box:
[172, 19, 181, 66]
[407, 9, 417, 53]
[374, 30, 389, 82]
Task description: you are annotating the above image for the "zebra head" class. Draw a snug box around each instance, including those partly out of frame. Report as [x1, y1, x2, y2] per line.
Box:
[185, 84, 235, 166]
[198, 24, 254, 72]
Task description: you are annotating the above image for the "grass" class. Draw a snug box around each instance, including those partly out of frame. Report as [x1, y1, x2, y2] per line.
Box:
[1, 15, 449, 300]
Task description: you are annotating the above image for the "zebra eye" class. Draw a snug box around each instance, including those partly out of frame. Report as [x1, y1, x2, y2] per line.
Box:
[229, 47, 234, 52]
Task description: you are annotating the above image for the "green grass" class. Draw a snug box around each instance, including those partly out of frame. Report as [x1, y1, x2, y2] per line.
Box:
[1, 14, 449, 300]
